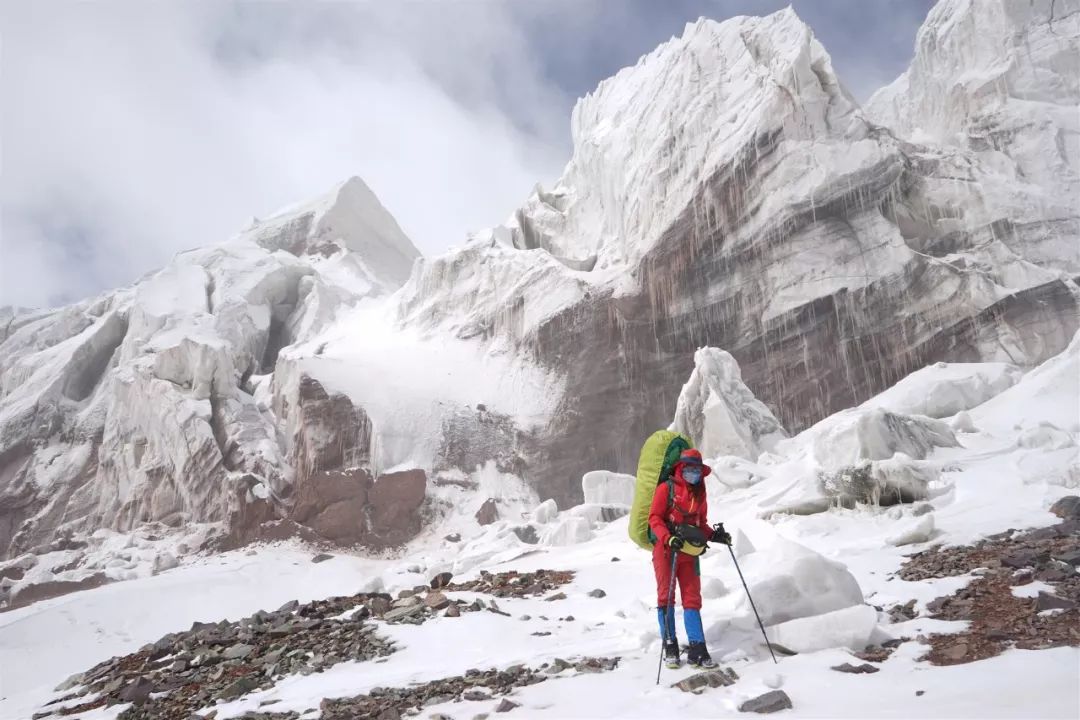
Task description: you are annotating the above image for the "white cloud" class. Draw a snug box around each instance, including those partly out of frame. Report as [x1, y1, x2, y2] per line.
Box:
[0, 1, 929, 308]
[0, 2, 570, 307]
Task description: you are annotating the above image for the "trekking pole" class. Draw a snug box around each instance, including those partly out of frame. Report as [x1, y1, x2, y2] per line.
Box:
[726, 544, 778, 664]
[655, 548, 679, 685]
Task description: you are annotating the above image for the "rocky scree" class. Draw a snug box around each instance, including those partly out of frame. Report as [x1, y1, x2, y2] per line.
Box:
[898, 504, 1080, 666]
[318, 657, 620, 720]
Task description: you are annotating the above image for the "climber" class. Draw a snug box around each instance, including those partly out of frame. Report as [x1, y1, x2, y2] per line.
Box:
[649, 448, 732, 669]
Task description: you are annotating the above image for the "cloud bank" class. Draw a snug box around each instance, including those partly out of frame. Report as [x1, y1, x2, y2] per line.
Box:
[0, 0, 932, 308]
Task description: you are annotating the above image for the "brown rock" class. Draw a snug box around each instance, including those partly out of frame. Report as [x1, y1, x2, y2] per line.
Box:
[425, 591, 451, 611]
[445, 605, 461, 618]
[1052, 549, 1080, 566]
[290, 467, 374, 545]
[369, 596, 392, 615]
[495, 699, 519, 713]
[118, 677, 155, 705]
[672, 668, 739, 691]
[369, 469, 428, 544]
[739, 690, 793, 713]
[1049, 496, 1080, 520]
[1035, 592, 1077, 612]
[942, 643, 968, 661]
[0, 564, 26, 582]
[831, 663, 880, 674]
[430, 572, 454, 589]
[476, 499, 499, 526]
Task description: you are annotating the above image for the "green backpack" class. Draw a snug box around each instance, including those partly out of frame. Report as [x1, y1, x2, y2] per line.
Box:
[627, 429, 693, 550]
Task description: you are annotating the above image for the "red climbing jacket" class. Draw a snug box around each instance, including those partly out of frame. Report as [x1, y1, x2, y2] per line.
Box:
[648, 448, 712, 547]
[649, 448, 712, 609]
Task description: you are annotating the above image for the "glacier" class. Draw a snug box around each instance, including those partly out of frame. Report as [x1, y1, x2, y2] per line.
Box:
[0, 0, 1077, 595]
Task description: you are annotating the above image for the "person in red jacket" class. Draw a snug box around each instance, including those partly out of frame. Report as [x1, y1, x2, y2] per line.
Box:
[649, 448, 732, 669]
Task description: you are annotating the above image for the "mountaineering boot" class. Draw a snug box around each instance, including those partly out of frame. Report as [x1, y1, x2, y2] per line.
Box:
[686, 642, 717, 669]
[664, 640, 682, 669]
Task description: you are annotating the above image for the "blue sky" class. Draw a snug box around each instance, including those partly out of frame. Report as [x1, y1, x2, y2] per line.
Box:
[0, 1, 935, 308]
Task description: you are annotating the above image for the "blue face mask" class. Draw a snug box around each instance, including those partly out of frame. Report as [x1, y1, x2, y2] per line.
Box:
[683, 467, 703, 485]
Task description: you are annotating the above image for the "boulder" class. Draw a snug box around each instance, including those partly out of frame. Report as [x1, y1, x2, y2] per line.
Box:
[831, 662, 879, 674]
[430, 572, 454, 589]
[1035, 592, 1077, 612]
[511, 525, 540, 544]
[384, 603, 425, 622]
[476, 499, 499, 526]
[1050, 496, 1080, 520]
[425, 592, 451, 611]
[217, 676, 261, 701]
[495, 699, 519, 713]
[672, 668, 739, 692]
[118, 676, 155, 705]
[369, 596, 392, 615]
[739, 690, 793, 713]
[224, 643, 255, 660]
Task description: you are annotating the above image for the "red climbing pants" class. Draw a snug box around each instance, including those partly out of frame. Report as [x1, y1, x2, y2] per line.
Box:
[652, 543, 702, 609]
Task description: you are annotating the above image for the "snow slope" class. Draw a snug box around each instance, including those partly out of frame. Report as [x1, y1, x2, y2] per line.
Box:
[3, 332, 1078, 720]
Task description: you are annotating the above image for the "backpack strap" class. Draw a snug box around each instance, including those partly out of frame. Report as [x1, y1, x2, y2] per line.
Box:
[647, 479, 678, 547]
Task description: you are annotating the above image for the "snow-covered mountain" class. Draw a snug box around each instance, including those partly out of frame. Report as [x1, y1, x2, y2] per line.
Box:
[1, 0, 1077, 593]
[0, 178, 422, 572]
[379, 0, 1080, 505]
[2, 323, 1077, 719]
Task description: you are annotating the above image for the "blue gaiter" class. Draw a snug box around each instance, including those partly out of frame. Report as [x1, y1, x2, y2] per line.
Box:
[656, 607, 677, 642]
[684, 608, 705, 644]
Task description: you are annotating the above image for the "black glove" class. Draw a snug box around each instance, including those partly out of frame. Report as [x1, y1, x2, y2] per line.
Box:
[710, 523, 732, 545]
[667, 535, 685, 551]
